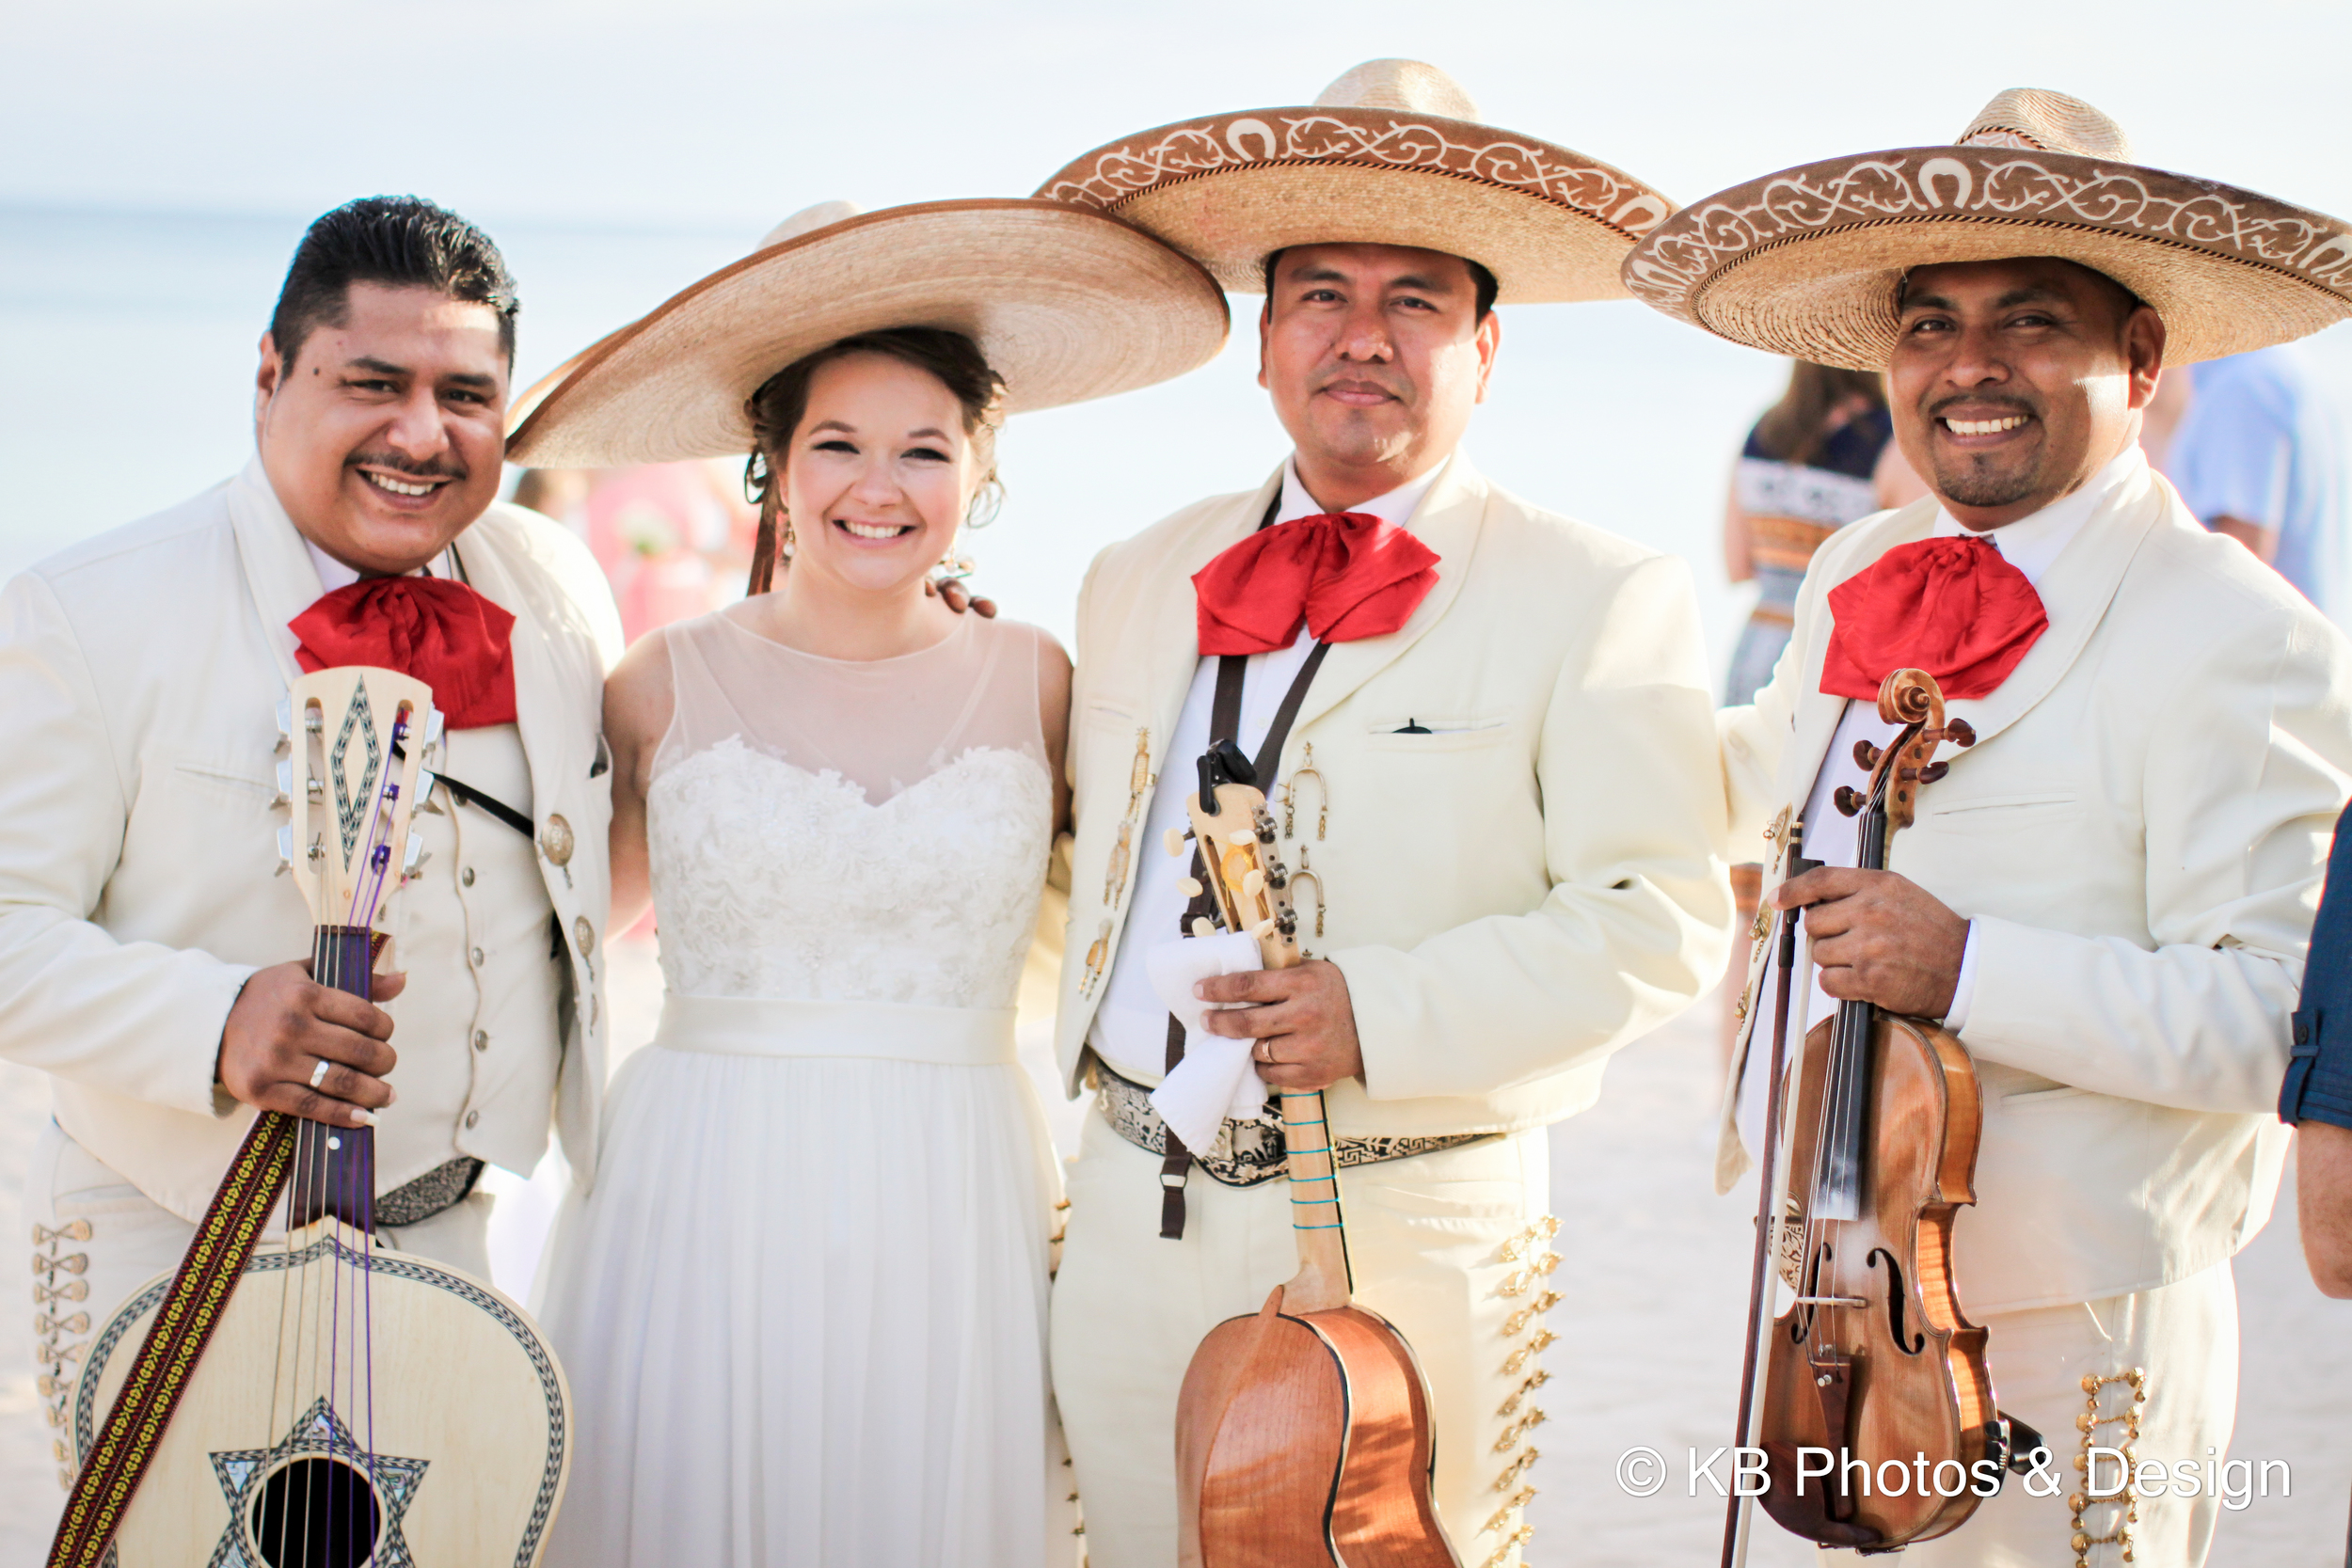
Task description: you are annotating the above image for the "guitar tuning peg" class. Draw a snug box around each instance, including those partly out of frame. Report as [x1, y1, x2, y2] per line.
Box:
[276, 695, 293, 736]
[1852, 740, 1882, 769]
[1226, 830, 1254, 848]
[422, 706, 446, 752]
[1190, 917, 1215, 940]
[1834, 785, 1865, 817]
[1164, 827, 1187, 859]
[273, 759, 294, 808]
[1177, 876, 1205, 899]
[1242, 870, 1266, 898]
[402, 832, 427, 876]
[275, 825, 294, 874]
[416, 768, 437, 804]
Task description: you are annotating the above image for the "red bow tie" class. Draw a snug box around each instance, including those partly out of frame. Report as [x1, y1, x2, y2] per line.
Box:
[291, 576, 518, 729]
[1193, 511, 1440, 656]
[1820, 534, 2048, 702]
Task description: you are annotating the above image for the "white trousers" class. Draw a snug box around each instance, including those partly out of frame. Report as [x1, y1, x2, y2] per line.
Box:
[1816, 1260, 2239, 1567]
[22, 1119, 491, 1517]
[1051, 1106, 1555, 1568]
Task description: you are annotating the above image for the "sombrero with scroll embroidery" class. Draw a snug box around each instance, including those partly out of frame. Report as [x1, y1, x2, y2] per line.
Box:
[1622, 88, 2352, 370]
[1033, 58, 1675, 303]
[507, 198, 1229, 468]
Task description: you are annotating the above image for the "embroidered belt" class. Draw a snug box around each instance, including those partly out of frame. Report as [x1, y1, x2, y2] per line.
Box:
[655, 993, 1019, 1067]
[374, 1157, 485, 1229]
[1091, 1060, 1492, 1187]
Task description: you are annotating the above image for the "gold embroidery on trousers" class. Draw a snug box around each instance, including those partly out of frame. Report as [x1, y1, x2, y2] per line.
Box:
[1481, 1522, 1534, 1568]
[31, 1217, 94, 1487]
[1481, 1485, 1536, 1536]
[1483, 1214, 1560, 1561]
[2069, 1368, 2148, 1566]
[1497, 1368, 1549, 1418]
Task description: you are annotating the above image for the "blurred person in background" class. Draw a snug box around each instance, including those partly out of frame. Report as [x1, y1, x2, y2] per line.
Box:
[2168, 344, 2348, 625]
[1723, 361, 1899, 705]
[1719, 362, 1899, 1052]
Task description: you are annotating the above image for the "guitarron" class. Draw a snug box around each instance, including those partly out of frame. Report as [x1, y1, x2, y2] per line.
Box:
[1171, 741, 1458, 1568]
[61, 667, 569, 1568]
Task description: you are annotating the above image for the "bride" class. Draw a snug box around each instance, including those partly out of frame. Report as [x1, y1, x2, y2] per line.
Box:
[507, 200, 1226, 1565]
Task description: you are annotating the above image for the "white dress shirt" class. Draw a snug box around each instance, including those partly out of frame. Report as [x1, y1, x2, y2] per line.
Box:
[1737, 446, 2142, 1148]
[1088, 456, 1448, 1084]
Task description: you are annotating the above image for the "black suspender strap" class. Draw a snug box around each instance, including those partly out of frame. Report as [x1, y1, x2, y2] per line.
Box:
[1157, 633, 1331, 1239]
[433, 772, 535, 841]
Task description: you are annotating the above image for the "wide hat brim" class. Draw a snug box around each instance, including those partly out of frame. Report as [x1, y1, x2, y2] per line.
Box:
[507, 198, 1230, 468]
[1035, 105, 1675, 304]
[1623, 145, 2352, 370]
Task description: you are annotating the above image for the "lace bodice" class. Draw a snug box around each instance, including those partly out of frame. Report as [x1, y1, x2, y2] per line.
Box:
[645, 611, 1056, 1007]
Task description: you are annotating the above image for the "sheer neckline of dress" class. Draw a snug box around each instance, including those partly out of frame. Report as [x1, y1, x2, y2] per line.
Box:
[712, 602, 974, 668]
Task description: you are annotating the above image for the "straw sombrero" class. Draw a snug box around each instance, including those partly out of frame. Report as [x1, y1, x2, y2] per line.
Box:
[1622, 88, 2352, 370]
[507, 198, 1229, 467]
[1033, 58, 1674, 304]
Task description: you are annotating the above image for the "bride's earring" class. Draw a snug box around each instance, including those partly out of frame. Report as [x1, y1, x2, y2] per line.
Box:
[780, 507, 796, 562]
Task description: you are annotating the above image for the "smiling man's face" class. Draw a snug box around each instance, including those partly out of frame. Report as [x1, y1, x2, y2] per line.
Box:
[255, 282, 510, 574]
[1887, 256, 2164, 529]
[1258, 243, 1498, 511]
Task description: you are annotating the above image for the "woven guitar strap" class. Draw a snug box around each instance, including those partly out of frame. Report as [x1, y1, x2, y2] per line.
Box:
[1159, 607, 1330, 1240]
[46, 1109, 302, 1568]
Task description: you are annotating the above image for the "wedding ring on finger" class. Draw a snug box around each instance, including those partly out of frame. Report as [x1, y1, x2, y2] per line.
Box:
[309, 1058, 331, 1089]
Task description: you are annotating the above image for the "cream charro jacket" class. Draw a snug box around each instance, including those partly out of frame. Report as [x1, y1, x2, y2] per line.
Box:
[1057, 456, 1732, 1138]
[0, 461, 621, 1223]
[1719, 456, 2352, 1313]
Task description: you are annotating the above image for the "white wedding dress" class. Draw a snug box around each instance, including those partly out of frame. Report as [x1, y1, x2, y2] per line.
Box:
[537, 610, 1068, 1567]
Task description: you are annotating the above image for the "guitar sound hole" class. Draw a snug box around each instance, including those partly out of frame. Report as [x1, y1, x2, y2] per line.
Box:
[249, 1456, 382, 1568]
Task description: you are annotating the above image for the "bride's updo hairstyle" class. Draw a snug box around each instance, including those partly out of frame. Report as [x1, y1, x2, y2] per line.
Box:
[741, 325, 1008, 595]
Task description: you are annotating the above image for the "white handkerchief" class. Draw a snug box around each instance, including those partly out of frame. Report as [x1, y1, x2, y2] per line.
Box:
[1145, 931, 1269, 1157]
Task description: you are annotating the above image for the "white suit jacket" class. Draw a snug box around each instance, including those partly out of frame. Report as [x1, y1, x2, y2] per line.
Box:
[1057, 456, 1732, 1139]
[1719, 459, 2352, 1312]
[0, 462, 621, 1222]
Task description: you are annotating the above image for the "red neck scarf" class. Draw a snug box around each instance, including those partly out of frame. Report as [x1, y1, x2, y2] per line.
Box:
[290, 576, 518, 729]
[1193, 511, 1440, 656]
[1820, 533, 2048, 702]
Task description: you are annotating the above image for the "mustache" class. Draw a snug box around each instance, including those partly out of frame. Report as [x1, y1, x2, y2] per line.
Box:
[347, 450, 469, 482]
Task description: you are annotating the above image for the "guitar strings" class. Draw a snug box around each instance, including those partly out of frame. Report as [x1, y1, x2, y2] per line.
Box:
[267, 688, 412, 1566]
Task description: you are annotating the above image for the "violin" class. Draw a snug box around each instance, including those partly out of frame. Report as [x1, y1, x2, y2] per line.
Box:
[1172, 740, 1456, 1568]
[1724, 668, 2040, 1559]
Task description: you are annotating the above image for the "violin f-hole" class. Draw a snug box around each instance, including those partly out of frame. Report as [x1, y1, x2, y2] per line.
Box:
[1867, 1247, 1926, 1354]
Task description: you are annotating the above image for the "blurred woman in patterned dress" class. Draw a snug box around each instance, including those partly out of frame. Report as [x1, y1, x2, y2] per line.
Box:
[1717, 361, 1919, 1053]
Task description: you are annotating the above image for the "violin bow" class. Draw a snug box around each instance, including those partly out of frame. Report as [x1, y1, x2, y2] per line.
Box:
[1723, 824, 1819, 1568]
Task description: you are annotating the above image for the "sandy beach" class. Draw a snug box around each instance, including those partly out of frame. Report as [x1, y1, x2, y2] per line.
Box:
[5, 953, 2346, 1562]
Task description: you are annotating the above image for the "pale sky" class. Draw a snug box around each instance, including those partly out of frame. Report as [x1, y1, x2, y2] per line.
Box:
[8, 0, 2351, 664]
[12, 0, 2350, 234]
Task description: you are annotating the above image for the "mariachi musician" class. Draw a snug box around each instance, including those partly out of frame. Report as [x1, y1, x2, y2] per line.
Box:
[1625, 91, 2352, 1564]
[1038, 60, 1730, 1567]
[0, 198, 619, 1513]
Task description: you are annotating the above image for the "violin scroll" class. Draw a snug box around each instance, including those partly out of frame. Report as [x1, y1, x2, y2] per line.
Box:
[1869, 670, 1966, 832]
